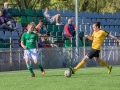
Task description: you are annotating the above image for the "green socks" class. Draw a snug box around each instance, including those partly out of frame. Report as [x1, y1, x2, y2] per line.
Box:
[27, 63, 43, 74]
[38, 63, 43, 71]
[27, 64, 34, 74]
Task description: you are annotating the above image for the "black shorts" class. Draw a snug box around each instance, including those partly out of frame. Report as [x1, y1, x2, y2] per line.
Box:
[87, 48, 100, 59]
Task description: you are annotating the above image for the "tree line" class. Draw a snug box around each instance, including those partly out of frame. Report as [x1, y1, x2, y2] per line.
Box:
[0, 0, 120, 13]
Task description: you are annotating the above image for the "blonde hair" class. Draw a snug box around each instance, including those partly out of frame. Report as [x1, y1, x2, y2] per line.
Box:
[4, 2, 9, 7]
[27, 22, 36, 31]
[27, 22, 36, 27]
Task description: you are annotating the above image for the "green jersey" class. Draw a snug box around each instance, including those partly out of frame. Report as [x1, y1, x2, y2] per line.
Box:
[21, 32, 38, 49]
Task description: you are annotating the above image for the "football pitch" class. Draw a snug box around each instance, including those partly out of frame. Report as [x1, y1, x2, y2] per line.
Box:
[0, 66, 120, 90]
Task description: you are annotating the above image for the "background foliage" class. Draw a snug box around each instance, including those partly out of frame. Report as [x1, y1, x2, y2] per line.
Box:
[0, 0, 120, 12]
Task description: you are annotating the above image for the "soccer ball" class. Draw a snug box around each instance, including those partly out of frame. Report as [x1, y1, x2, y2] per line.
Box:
[64, 70, 72, 77]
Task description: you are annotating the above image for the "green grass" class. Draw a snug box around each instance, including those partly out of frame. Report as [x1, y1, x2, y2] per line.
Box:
[0, 66, 120, 90]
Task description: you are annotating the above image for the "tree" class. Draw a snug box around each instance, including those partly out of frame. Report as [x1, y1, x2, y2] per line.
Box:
[0, 0, 120, 13]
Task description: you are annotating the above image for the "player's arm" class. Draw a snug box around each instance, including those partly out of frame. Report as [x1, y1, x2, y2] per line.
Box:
[108, 34, 120, 42]
[85, 35, 93, 40]
[21, 41, 27, 49]
[21, 34, 27, 49]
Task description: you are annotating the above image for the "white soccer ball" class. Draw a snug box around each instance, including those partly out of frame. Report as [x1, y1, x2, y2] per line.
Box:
[64, 70, 72, 77]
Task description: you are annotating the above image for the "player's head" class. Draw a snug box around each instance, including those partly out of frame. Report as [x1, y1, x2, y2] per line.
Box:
[92, 22, 100, 31]
[68, 18, 73, 24]
[27, 22, 36, 32]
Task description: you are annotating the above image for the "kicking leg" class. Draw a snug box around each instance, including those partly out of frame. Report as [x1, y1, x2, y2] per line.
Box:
[70, 55, 89, 74]
[56, 14, 61, 24]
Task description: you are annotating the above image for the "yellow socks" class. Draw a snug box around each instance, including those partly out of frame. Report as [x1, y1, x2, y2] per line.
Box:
[99, 60, 109, 69]
[73, 59, 109, 73]
[74, 60, 85, 71]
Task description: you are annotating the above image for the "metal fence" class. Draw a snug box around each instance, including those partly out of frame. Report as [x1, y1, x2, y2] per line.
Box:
[0, 46, 120, 72]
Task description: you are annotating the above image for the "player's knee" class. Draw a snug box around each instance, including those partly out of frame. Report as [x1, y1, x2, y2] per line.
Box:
[83, 55, 89, 62]
[34, 62, 38, 64]
[56, 14, 60, 17]
[58, 14, 61, 17]
[25, 58, 30, 64]
[34, 59, 38, 64]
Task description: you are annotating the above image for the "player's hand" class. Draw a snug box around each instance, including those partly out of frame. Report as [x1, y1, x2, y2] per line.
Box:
[23, 46, 27, 49]
[85, 35, 88, 38]
[36, 49, 40, 53]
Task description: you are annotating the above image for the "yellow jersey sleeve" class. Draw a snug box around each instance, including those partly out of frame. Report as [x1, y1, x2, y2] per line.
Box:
[102, 30, 109, 36]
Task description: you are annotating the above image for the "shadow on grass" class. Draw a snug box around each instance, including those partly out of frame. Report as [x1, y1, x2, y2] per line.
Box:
[112, 74, 120, 76]
[44, 74, 64, 77]
[70, 72, 106, 78]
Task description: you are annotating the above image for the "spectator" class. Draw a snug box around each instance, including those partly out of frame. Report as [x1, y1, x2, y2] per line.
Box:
[0, 11, 6, 25]
[0, 10, 16, 31]
[2, 2, 17, 28]
[0, 10, 6, 25]
[44, 7, 61, 25]
[36, 20, 49, 44]
[33, 27, 38, 34]
[36, 20, 47, 35]
[63, 18, 76, 37]
[32, 27, 43, 48]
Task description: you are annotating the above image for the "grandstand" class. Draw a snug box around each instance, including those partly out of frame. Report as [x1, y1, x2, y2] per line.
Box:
[0, 3, 120, 71]
[0, 7, 120, 48]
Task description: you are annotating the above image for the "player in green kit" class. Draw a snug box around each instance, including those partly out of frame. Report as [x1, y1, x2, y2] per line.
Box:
[21, 22, 45, 77]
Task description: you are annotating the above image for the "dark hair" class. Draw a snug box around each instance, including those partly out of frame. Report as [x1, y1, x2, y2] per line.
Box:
[39, 19, 43, 22]
[45, 7, 49, 10]
[34, 28, 38, 31]
[93, 22, 100, 28]
[22, 27, 27, 32]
